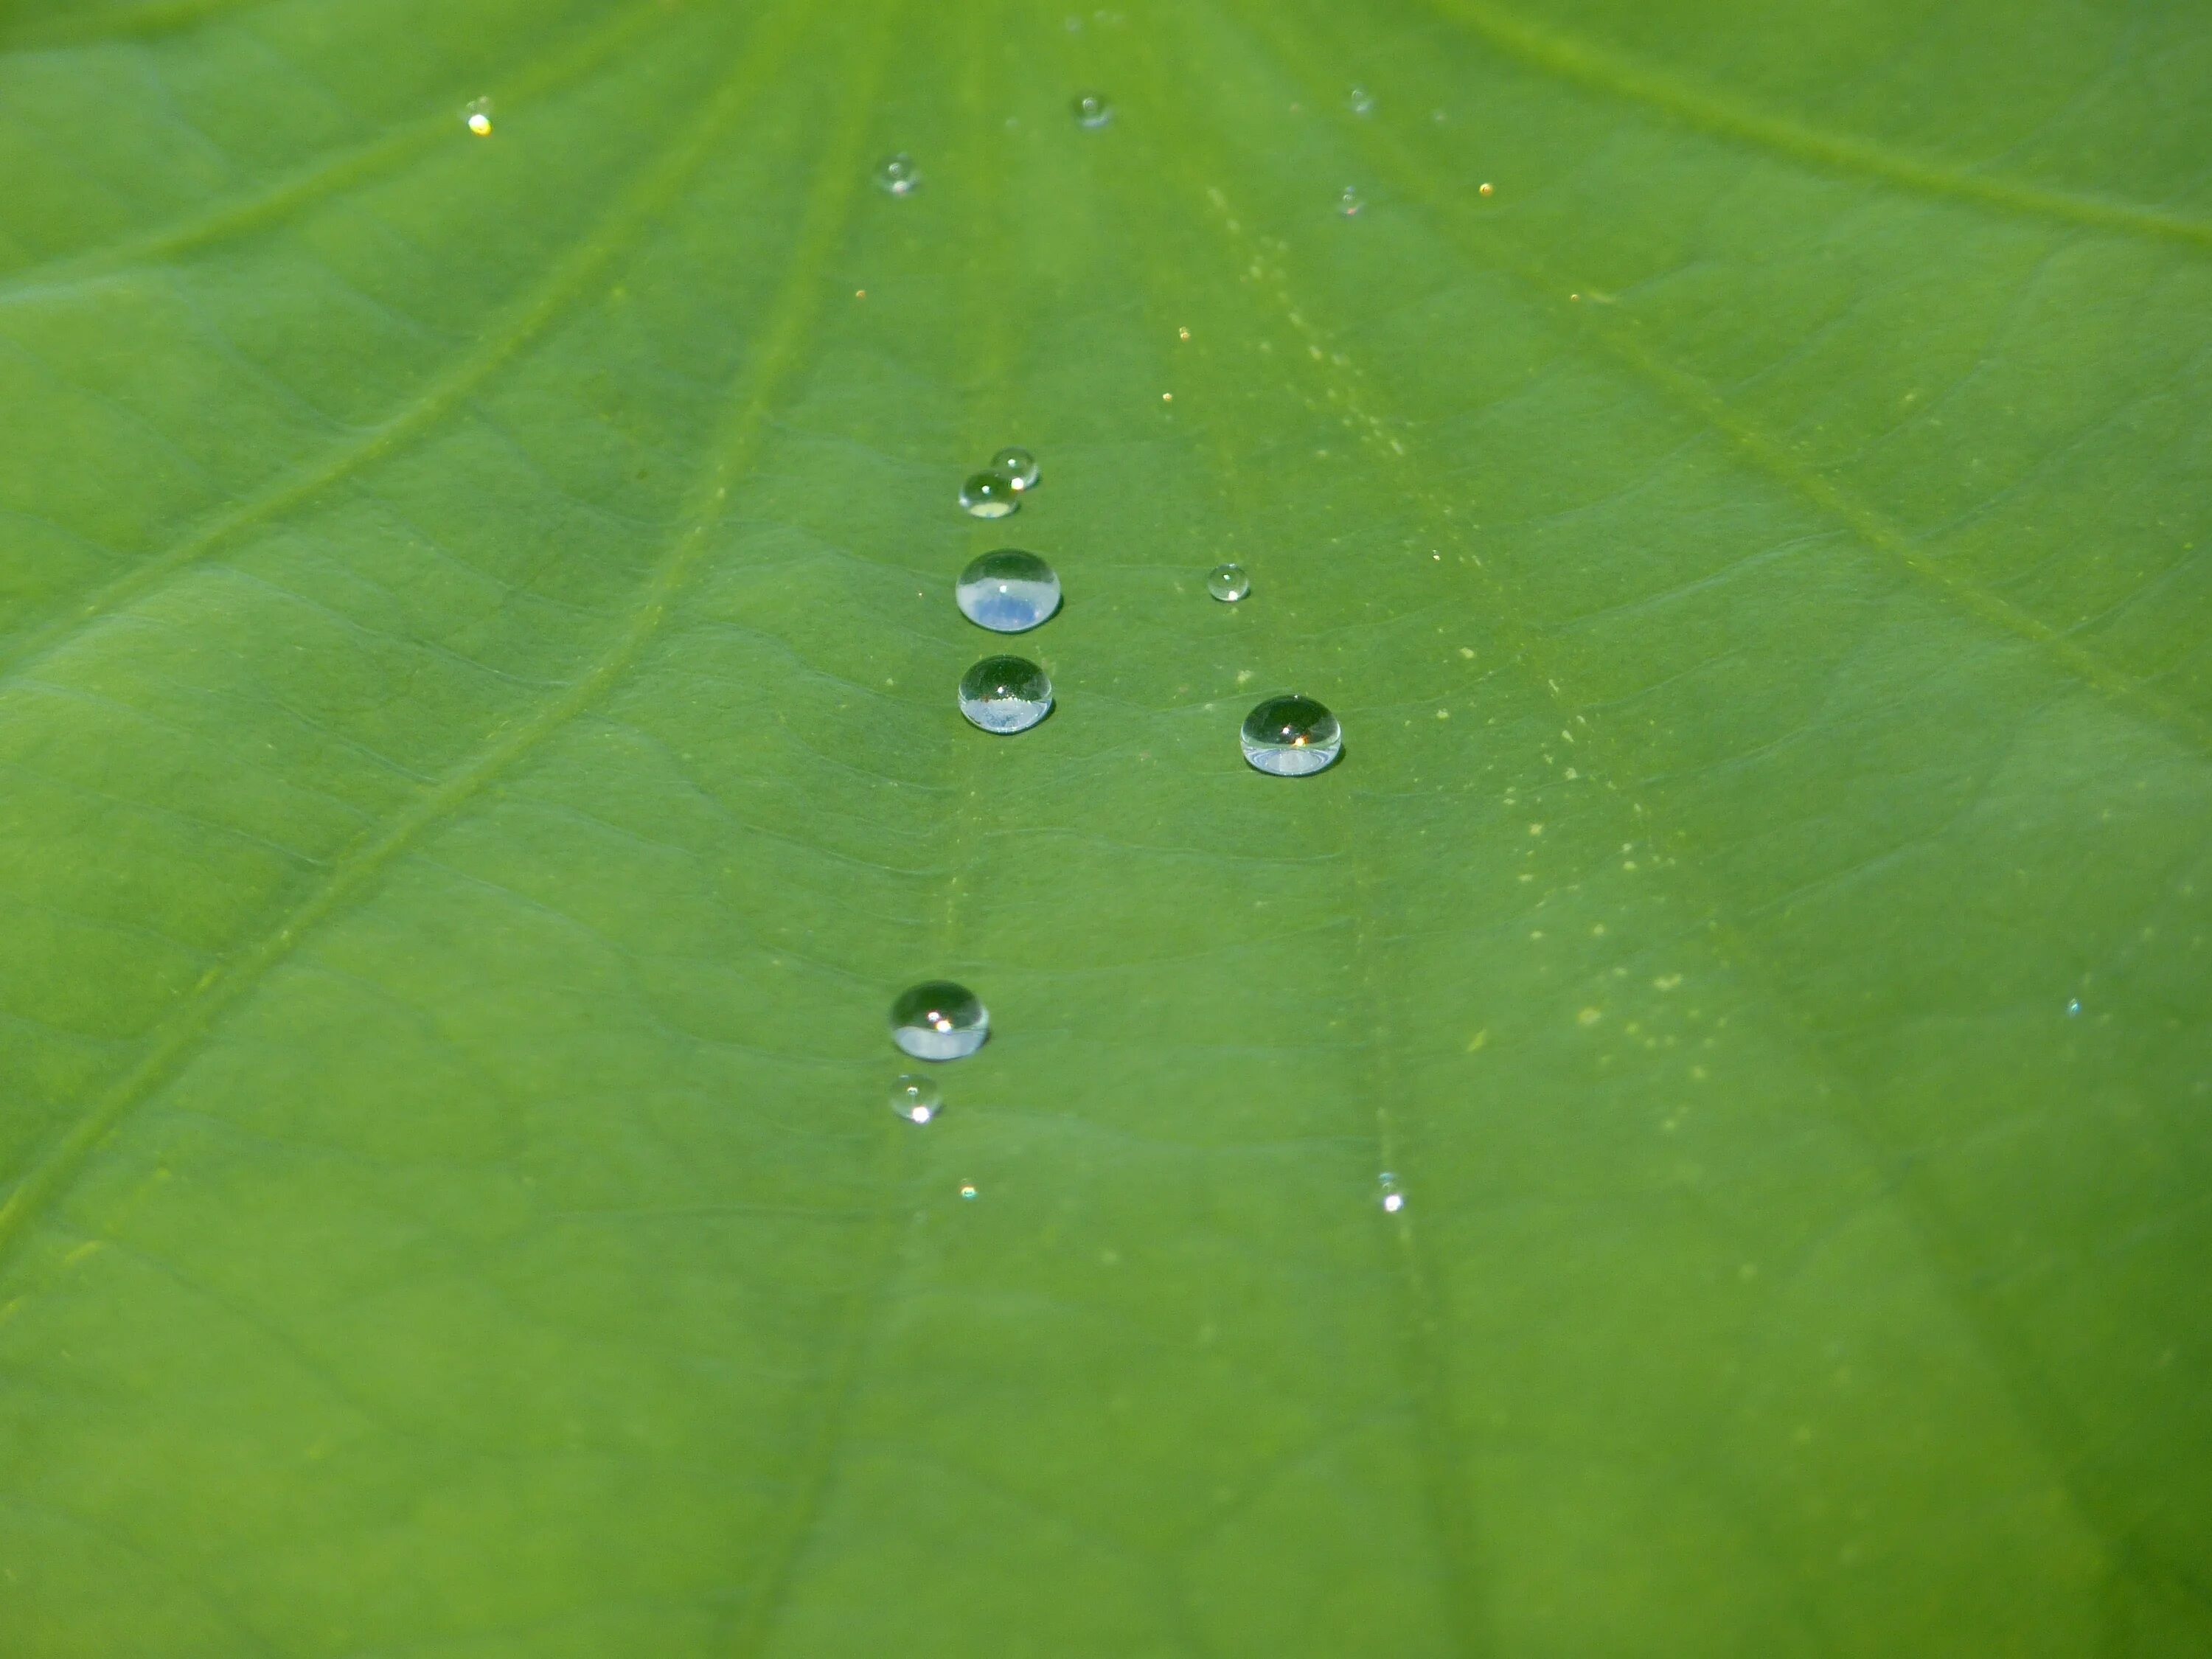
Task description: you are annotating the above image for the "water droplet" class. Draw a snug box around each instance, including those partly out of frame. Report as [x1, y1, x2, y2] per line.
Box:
[959, 1183, 979, 1200]
[957, 549, 1061, 633]
[463, 97, 494, 136]
[959, 655, 1053, 734]
[1073, 91, 1113, 128]
[992, 445, 1040, 490]
[876, 152, 921, 195]
[2066, 997, 2082, 1017]
[1206, 563, 1251, 603]
[1348, 86, 1374, 116]
[1338, 186, 1364, 217]
[890, 1074, 942, 1123]
[1241, 694, 1342, 776]
[889, 981, 989, 1061]
[958, 470, 1020, 518]
[1378, 1172, 1405, 1212]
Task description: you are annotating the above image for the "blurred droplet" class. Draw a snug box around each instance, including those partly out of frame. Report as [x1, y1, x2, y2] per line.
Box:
[891, 1074, 942, 1123]
[1073, 91, 1113, 128]
[1206, 563, 1251, 603]
[959, 470, 1020, 518]
[463, 97, 493, 136]
[1338, 186, 1364, 216]
[1348, 86, 1374, 116]
[877, 152, 921, 195]
[890, 981, 989, 1061]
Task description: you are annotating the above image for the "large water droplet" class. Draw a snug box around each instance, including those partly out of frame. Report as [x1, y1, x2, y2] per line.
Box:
[1338, 186, 1365, 217]
[877, 152, 921, 195]
[1377, 1172, 1405, 1212]
[959, 470, 1020, 518]
[957, 549, 1061, 633]
[1207, 562, 1250, 602]
[890, 981, 989, 1061]
[891, 1074, 942, 1122]
[959, 655, 1053, 733]
[1241, 693, 1342, 776]
[1348, 85, 1375, 116]
[992, 446, 1040, 491]
[463, 97, 494, 136]
[1073, 91, 1113, 128]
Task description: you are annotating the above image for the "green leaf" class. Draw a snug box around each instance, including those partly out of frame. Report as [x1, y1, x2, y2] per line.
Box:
[1, 0, 2207, 1650]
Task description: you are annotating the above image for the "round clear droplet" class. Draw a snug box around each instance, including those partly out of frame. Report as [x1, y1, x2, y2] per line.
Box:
[876, 152, 921, 195]
[1207, 562, 1251, 602]
[1348, 86, 1374, 116]
[1378, 1172, 1406, 1213]
[890, 981, 989, 1061]
[992, 446, 1040, 490]
[891, 1074, 942, 1122]
[959, 1183, 979, 1200]
[1241, 693, 1342, 776]
[956, 549, 1061, 633]
[463, 97, 494, 136]
[2066, 997, 2082, 1017]
[1073, 91, 1113, 128]
[959, 655, 1053, 734]
[959, 470, 1019, 518]
[1338, 186, 1364, 216]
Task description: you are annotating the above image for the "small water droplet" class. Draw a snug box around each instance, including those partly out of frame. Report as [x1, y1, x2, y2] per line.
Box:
[957, 549, 1061, 633]
[2066, 997, 2082, 1017]
[959, 655, 1053, 733]
[1241, 693, 1342, 776]
[1378, 1172, 1405, 1212]
[1348, 86, 1374, 116]
[1073, 91, 1113, 128]
[1337, 186, 1364, 216]
[876, 152, 921, 195]
[463, 97, 493, 136]
[889, 981, 989, 1061]
[890, 1074, 942, 1122]
[958, 470, 1020, 518]
[959, 1182, 979, 1200]
[1206, 563, 1251, 603]
[992, 446, 1040, 490]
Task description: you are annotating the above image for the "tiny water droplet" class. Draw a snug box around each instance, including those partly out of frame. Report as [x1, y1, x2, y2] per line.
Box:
[959, 470, 1020, 518]
[891, 1074, 942, 1123]
[876, 152, 921, 195]
[889, 981, 989, 1061]
[2066, 997, 2082, 1017]
[959, 1183, 979, 1200]
[1206, 563, 1251, 602]
[959, 655, 1053, 733]
[1378, 1172, 1405, 1212]
[1338, 186, 1364, 216]
[463, 97, 493, 136]
[957, 549, 1061, 633]
[992, 446, 1040, 490]
[1348, 86, 1375, 116]
[1073, 91, 1113, 128]
[1241, 694, 1342, 776]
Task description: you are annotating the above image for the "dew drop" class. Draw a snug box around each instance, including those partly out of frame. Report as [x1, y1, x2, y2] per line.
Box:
[1206, 562, 1251, 603]
[890, 981, 989, 1061]
[2066, 997, 2082, 1017]
[463, 97, 494, 136]
[957, 549, 1061, 633]
[1338, 186, 1365, 217]
[1378, 1172, 1405, 1213]
[876, 152, 921, 195]
[1073, 91, 1113, 128]
[1348, 85, 1375, 116]
[1241, 693, 1342, 776]
[992, 445, 1040, 491]
[960, 1182, 979, 1200]
[959, 470, 1020, 518]
[959, 655, 1053, 733]
[890, 1074, 942, 1123]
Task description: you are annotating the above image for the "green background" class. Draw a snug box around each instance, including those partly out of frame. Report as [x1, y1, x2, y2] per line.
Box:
[1, 0, 2208, 1651]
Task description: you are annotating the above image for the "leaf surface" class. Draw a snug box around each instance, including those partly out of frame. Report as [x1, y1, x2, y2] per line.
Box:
[1, 0, 2208, 1652]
